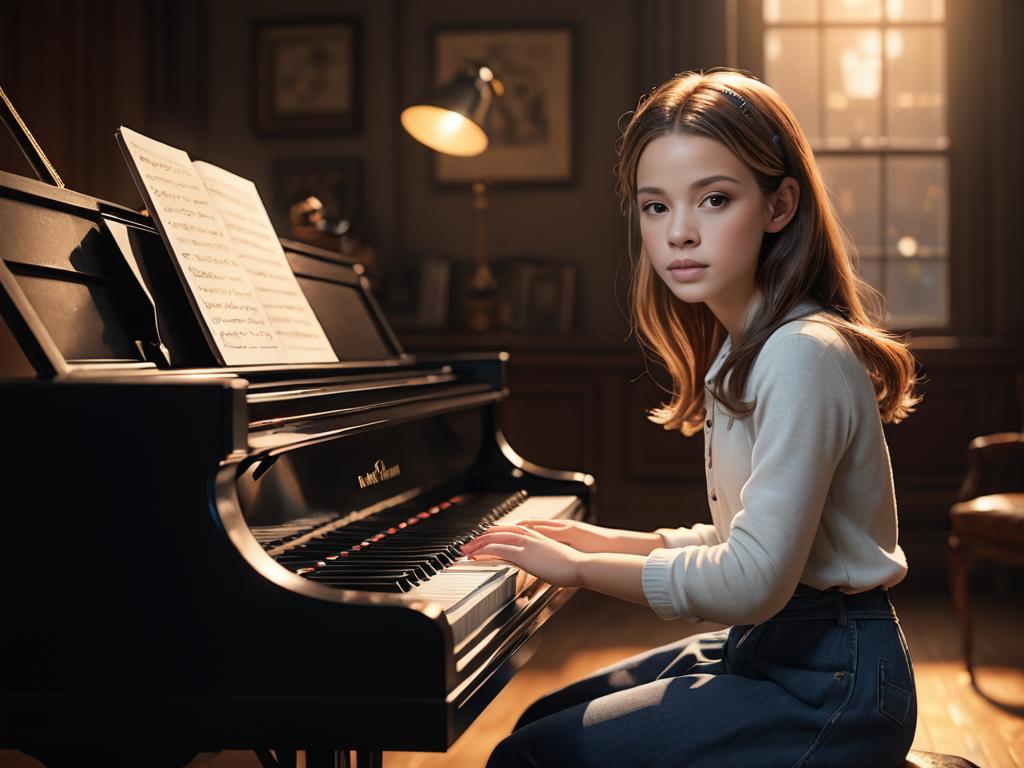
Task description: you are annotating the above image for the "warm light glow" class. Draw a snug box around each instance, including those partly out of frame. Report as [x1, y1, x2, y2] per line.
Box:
[886, 0, 905, 19]
[886, 29, 904, 59]
[400, 105, 488, 156]
[840, 31, 882, 99]
[765, 30, 782, 63]
[764, 0, 818, 22]
[897, 236, 919, 257]
[439, 110, 467, 135]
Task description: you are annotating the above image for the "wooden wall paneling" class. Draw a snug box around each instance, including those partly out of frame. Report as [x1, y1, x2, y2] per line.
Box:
[142, 0, 209, 158]
[997, 0, 1024, 338]
[883, 375, 980, 483]
[626, 375, 705, 482]
[947, 0, 993, 336]
[0, 1, 150, 205]
[500, 366, 600, 476]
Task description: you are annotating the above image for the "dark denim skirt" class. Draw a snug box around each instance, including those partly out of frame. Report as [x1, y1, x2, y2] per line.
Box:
[488, 584, 917, 768]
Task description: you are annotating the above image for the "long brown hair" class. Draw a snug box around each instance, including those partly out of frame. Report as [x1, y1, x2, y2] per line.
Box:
[616, 69, 921, 436]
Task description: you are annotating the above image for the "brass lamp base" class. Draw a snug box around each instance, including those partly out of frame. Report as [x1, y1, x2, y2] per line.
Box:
[466, 180, 497, 332]
[466, 264, 498, 332]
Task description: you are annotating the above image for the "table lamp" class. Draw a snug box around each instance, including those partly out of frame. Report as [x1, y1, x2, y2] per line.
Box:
[401, 61, 503, 331]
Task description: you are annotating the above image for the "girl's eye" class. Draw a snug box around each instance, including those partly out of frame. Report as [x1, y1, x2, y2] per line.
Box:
[641, 201, 667, 214]
[702, 194, 729, 209]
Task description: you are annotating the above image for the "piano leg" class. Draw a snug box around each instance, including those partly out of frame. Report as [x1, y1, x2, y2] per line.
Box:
[306, 749, 352, 767]
[355, 752, 382, 768]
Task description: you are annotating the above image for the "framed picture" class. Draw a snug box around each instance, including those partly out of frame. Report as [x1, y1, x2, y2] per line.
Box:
[495, 258, 576, 332]
[272, 157, 362, 246]
[431, 25, 574, 185]
[254, 18, 361, 134]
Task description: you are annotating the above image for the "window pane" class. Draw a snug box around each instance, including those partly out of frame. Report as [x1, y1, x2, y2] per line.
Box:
[817, 155, 882, 257]
[824, 0, 883, 22]
[824, 29, 882, 148]
[885, 156, 947, 256]
[886, 28, 947, 148]
[764, 0, 819, 22]
[885, 258, 948, 327]
[885, 0, 945, 22]
[766, 29, 822, 144]
[857, 257, 885, 297]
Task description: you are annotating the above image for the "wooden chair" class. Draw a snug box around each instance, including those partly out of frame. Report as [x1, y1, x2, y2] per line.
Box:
[947, 373, 1024, 677]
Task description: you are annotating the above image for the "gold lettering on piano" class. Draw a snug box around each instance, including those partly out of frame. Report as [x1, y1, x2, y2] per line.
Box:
[357, 459, 402, 489]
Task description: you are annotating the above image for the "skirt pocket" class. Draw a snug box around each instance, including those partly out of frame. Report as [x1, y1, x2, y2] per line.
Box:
[877, 656, 914, 725]
[744, 619, 855, 711]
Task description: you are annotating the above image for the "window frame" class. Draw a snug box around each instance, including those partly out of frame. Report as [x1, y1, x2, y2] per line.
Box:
[737, 0, 964, 336]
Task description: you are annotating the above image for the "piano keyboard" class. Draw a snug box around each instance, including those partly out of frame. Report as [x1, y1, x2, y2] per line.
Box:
[405, 495, 579, 643]
[264, 492, 580, 644]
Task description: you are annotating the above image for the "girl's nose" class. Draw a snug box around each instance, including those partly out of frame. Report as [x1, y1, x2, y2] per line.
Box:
[668, 215, 699, 248]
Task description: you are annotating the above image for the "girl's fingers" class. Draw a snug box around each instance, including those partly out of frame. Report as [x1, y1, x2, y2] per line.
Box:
[462, 530, 530, 554]
[520, 520, 562, 530]
[465, 553, 512, 563]
[465, 531, 528, 547]
[467, 543, 523, 561]
[475, 524, 539, 538]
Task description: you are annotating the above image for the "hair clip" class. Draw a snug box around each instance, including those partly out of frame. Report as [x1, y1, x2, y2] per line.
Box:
[720, 86, 790, 176]
[719, 87, 753, 120]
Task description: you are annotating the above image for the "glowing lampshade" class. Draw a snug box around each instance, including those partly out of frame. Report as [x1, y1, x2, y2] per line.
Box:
[400, 63, 500, 157]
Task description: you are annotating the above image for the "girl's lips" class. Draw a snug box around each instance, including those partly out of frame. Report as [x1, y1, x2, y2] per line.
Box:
[668, 265, 708, 282]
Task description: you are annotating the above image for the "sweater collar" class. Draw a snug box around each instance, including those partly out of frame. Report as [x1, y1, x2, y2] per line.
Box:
[705, 298, 822, 385]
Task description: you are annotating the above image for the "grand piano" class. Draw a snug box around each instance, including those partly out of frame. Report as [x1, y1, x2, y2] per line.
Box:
[0, 105, 594, 766]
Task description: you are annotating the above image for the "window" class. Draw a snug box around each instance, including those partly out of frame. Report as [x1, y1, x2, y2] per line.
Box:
[760, 0, 948, 329]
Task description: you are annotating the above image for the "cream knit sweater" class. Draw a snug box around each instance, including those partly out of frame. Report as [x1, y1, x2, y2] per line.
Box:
[641, 300, 908, 625]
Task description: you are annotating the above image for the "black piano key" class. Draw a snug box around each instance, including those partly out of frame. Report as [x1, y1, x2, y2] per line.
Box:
[266, 491, 531, 592]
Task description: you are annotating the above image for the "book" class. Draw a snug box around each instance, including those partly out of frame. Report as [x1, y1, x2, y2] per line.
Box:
[115, 126, 338, 366]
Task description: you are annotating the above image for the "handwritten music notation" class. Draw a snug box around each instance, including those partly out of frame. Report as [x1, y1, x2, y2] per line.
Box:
[192, 161, 337, 364]
[117, 127, 338, 366]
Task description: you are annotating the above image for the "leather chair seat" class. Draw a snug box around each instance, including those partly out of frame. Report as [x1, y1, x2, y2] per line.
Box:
[950, 492, 1024, 538]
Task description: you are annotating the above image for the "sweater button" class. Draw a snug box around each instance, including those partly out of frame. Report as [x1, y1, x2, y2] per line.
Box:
[705, 419, 712, 429]
[710, 489, 717, 501]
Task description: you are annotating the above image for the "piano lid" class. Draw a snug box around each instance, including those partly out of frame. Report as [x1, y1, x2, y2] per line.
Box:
[0, 169, 407, 378]
[0, 83, 64, 188]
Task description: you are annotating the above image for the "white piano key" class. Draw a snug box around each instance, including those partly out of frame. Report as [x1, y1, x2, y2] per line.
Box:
[403, 495, 580, 645]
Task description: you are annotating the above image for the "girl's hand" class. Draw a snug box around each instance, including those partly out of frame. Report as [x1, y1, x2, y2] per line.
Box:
[460, 525, 586, 587]
[515, 519, 662, 556]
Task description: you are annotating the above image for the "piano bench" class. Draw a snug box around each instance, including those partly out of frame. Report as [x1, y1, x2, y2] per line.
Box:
[902, 750, 980, 768]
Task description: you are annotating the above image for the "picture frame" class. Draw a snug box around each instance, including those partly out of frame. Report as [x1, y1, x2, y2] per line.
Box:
[253, 18, 362, 134]
[495, 258, 576, 332]
[272, 156, 362, 247]
[431, 25, 574, 185]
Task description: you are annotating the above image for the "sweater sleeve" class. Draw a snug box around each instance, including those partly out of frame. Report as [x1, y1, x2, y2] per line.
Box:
[642, 334, 854, 624]
[656, 523, 721, 549]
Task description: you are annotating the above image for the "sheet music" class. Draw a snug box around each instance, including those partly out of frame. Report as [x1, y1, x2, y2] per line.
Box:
[193, 161, 338, 364]
[116, 126, 284, 366]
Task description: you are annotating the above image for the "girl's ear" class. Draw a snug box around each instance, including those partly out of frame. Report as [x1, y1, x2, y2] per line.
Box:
[764, 177, 800, 233]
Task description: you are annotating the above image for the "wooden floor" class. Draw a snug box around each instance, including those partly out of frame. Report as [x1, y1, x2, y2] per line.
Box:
[1, 584, 1021, 768]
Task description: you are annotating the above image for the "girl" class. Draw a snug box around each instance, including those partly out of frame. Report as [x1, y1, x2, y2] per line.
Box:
[461, 69, 921, 767]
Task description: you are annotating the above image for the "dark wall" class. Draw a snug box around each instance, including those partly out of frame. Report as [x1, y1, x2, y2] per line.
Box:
[0, 0, 734, 338]
[3, 1, 1021, 339]
[198, 0, 664, 337]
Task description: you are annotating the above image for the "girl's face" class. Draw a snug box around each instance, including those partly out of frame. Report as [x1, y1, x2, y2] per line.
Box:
[636, 132, 782, 335]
